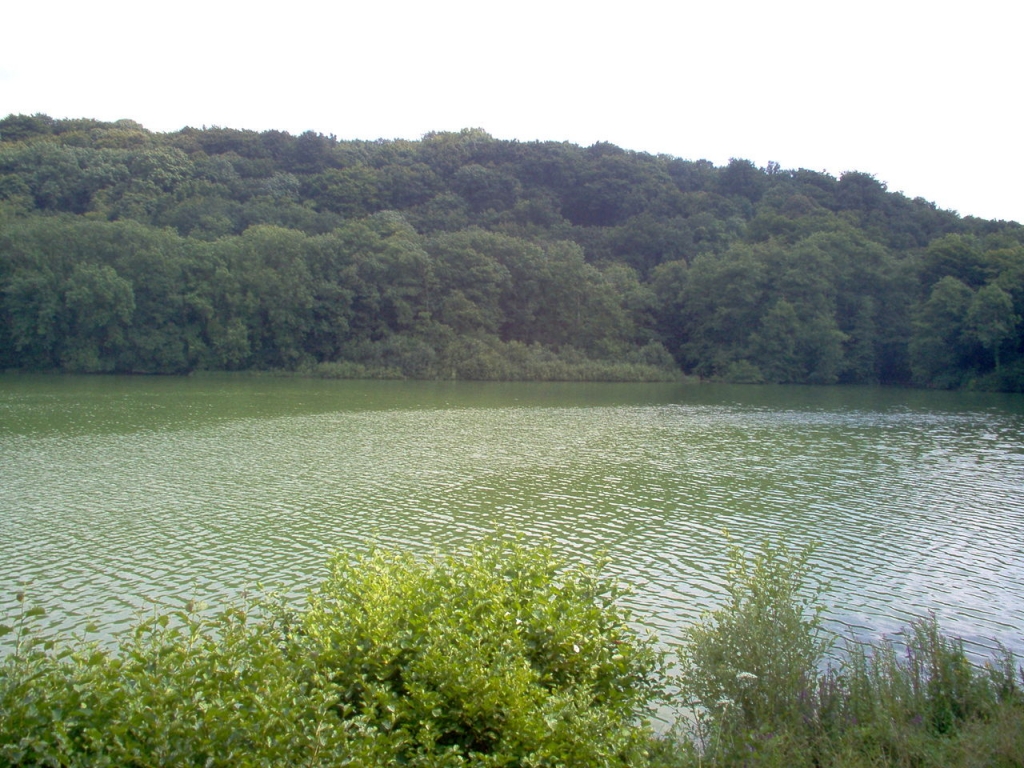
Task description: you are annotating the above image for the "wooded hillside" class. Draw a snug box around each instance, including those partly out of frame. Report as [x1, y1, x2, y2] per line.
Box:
[2, 113, 1021, 389]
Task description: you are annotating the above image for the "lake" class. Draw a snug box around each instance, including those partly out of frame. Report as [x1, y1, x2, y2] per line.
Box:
[1, 375, 1022, 660]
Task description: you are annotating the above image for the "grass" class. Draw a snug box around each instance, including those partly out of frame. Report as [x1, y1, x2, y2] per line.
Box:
[652, 539, 1024, 768]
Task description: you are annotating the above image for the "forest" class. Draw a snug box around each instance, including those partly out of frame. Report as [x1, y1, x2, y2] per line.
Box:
[1, 112, 1022, 389]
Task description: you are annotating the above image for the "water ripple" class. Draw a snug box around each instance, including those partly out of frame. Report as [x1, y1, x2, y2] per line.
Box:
[1, 389, 1022, 662]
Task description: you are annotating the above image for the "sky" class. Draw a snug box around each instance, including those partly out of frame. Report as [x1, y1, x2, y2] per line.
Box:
[3, 0, 1021, 223]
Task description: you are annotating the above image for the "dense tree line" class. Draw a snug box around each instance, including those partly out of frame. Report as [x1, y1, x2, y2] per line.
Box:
[1, 113, 1022, 388]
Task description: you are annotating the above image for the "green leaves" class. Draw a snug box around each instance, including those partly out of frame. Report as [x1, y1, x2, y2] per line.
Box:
[4, 539, 1022, 766]
[0, 538, 663, 766]
[3, 113, 1024, 388]
[678, 537, 832, 744]
[301, 537, 663, 763]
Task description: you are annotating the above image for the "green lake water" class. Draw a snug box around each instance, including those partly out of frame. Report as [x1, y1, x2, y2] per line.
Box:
[2, 374, 1022, 657]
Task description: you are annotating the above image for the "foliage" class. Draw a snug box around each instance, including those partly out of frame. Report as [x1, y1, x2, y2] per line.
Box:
[2, 113, 1023, 386]
[677, 538, 831, 750]
[0, 591, 363, 767]
[0, 537, 665, 767]
[840, 615, 1009, 739]
[302, 539, 665, 766]
[667, 538, 1024, 768]
[3, 534, 1023, 767]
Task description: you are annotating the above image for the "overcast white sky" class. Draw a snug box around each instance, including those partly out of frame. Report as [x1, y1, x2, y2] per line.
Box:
[3, 1, 1021, 223]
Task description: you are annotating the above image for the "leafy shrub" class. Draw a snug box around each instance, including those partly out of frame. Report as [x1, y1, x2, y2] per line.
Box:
[842, 615, 996, 737]
[302, 538, 665, 765]
[678, 538, 830, 741]
[6, 535, 1024, 768]
[669, 537, 1024, 768]
[0, 537, 665, 767]
[0, 593, 363, 767]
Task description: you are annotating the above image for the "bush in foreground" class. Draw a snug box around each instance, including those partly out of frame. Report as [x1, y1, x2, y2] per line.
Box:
[665, 538, 1024, 768]
[3, 534, 1023, 767]
[0, 537, 665, 767]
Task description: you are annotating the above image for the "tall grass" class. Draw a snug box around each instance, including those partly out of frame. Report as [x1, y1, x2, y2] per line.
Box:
[661, 539, 1024, 768]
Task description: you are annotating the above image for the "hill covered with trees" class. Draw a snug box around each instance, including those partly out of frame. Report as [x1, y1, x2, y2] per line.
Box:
[1, 113, 1021, 389]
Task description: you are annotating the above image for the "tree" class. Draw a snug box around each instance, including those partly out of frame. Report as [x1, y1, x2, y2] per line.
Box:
[341, 214, 435, 341]
[3, 112, 1022, 387]
[964, 283, 1019, 372]
[61, 262, 136, 372]
[2, 266, 65, 368]
[303, 166, 383, 217]
[650, 258, 690, 363]
[524, 241, 634, 357]
[428, 231, 512, 335]
[718, 158, 767, 204]
[840, 296, 880, 384]
[918, 234, 989, 291]
[909, 276, 975, 387]
[451, 163, 521, 213]
[677, 245, 767, 378]
[835, 171, 887, 212]
[606, 214, 695, 276]
[229, 225, 316, 369]
[0, 113, 55, 142]
[749, 300, 800, 383]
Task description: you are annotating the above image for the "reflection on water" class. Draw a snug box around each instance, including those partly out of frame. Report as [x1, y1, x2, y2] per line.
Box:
[1, 375, 1023, 659]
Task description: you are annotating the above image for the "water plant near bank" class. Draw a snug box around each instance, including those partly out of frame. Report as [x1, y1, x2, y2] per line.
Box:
[661, 540, 1024, 768]
[2, 535, 1022, 767]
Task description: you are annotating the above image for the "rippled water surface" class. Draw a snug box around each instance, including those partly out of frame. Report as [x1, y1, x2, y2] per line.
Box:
[2, 375, 1023, 657]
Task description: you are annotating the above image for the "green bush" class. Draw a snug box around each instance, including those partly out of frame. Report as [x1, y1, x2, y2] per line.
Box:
[677, 538, 830, 744]
[667, 537, 1024, 768]
[0, 593, 361, 767]
[5, 535, 1024, 768]
[0, 537, 665, 767]
[301, 539, 665, 765]
[842, 615, 995, 737]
